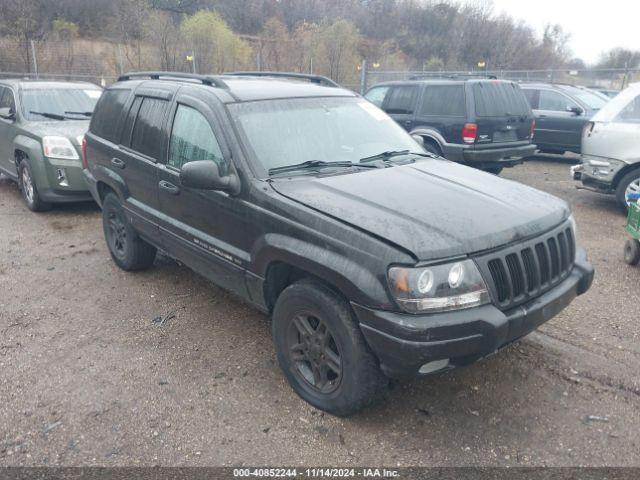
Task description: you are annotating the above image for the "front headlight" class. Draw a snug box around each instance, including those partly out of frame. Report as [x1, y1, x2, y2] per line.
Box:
[388, 259, 490, 313]
[42, 136, 79, 160]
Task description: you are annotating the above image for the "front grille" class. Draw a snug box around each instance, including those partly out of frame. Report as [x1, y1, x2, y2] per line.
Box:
[475, 222, 576, 310]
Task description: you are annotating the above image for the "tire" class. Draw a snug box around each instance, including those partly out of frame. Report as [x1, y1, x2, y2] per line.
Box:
[483, 166, 504, 175]
[624, 239, 640, 266]
[102, 193, 157, 271]
[615, 169, 640, 210]
[272, 278, 387, 416]
[18, 160, 51, 212]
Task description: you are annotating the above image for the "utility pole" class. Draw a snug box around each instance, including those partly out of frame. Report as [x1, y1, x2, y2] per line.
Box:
[360, 59, 368, 95]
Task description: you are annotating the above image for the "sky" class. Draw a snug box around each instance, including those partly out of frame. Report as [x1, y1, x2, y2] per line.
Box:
[486, 0, 640, 64]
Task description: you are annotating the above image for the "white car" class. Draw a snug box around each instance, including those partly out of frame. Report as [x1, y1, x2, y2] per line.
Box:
[573, 82, 640, 208]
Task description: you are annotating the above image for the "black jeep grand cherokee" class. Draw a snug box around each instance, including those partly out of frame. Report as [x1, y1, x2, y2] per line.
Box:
[83, 71, 593, 416]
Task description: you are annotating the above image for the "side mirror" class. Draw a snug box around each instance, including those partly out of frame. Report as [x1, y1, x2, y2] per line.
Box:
[180, 160, 240, 195]
[568, 105, 584, 116]
[411, 134, 425, 146]
[0, 107, 15, 121]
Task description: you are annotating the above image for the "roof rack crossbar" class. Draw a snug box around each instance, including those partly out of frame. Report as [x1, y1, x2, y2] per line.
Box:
[118, 71, 229, 89]
[226, 71, 340, 88]
[409, 73, 498, 80]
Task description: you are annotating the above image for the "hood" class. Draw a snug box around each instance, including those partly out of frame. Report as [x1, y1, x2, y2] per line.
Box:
[270, 160, 569, 261]
[26, 121, 90, 145]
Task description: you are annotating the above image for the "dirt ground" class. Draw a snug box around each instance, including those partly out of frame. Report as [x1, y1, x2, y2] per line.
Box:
[0, 157, 639, 467]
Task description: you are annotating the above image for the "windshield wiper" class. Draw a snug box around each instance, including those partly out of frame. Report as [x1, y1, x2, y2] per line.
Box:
[29, 111, 66, 121]
[64, 111, 93, 117]
[359, 150, 434, 164]
[268, 160, 378, 176]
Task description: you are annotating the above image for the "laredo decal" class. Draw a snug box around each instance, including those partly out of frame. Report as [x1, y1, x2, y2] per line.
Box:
[193, 237, 243, 266]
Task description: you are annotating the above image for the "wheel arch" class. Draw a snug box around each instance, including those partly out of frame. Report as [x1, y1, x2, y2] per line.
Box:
[253, 236, 392, 314]
[613, 162, 640, 190]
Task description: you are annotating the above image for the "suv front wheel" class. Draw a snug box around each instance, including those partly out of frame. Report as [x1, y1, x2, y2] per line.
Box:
[272, 279, 387, 416]
[18, 160, 51, 212]
[102, 193, 157, 271]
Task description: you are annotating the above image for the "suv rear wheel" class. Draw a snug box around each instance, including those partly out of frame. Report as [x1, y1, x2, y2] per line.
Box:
[616, 168, 640, 210]
[102, 193, 157, 271]
[272, 278, 387, 416]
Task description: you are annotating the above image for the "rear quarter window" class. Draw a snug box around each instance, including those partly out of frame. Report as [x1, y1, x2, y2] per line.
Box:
[473, 82, 530, 117]
[419, 85, 466, 117]
[384, 85, 419, 114]
[90, 88, 131, 142]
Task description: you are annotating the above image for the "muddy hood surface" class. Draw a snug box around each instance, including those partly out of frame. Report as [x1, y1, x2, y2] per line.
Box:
[270, 159, 570, 260]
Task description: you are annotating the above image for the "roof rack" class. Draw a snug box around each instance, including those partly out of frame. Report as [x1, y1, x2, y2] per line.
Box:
[118, 71, 229, 89]
[225, 71, 341, 88]
[409, 73, 498, 81]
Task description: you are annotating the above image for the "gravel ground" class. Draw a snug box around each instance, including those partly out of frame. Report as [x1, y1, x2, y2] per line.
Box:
[0, 157, 639, 467]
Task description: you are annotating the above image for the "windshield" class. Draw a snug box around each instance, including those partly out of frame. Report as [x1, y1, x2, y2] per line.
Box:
[21, 88, 102, 121]
[229, 97, 421, 176]
[565, 87, 607, 110]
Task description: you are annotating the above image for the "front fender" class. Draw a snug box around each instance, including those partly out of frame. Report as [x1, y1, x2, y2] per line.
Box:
[14, 135, 48, 184]
[252, 233, 393, 310]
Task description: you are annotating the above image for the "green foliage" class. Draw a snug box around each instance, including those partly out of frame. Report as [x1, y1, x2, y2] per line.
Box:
[181, 10, 251, 73]
[52, 19, 79, 40]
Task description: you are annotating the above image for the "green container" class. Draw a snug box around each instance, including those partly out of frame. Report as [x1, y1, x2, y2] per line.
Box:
[627, 202, 640, 240]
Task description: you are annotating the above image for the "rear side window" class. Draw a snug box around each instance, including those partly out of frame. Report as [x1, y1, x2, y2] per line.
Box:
[130, 97, 169, 159]
[538, 90, 579, 112]
[473, 82, 530, 117]
[419, 85, 466, 117]
[364, 86, 390, 107]
[522, 89, 538, 109]
[90, 88, 130, 142]
[614, 95, 640, 124]
[385, 85, 418, 114]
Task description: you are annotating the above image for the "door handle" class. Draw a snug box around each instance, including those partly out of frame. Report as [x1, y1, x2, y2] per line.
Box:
[538, 114, 547, 118]
[159, 180, 180, 195]
[111, 157, 125, 169]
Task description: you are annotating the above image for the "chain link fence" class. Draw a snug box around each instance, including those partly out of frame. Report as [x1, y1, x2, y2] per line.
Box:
[363, 68, 640, 93]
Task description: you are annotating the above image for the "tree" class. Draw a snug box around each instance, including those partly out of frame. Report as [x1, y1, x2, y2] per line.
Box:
[0, 0, 47, 72]
[315, 19, 361, 83]
[597, 48, 640, 69]
[144, 10, 182, 70]
[181, 10, 252, 73]
[51, 19, 79, 72]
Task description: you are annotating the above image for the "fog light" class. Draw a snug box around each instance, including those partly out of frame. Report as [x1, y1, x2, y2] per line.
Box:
[56, 168, 68, 186]
[418, 359, 449, 374]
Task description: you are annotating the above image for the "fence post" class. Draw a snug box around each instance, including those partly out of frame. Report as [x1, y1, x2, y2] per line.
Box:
[117, 44, 124, 75]
[30, 40, 38, 79]
[360, 59, 368, 94]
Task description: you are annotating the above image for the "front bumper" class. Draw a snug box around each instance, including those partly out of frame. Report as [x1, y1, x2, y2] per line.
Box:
[36, 156, 92, 203]
[462, 143, 536, 164]
[354, 249, 594, 378]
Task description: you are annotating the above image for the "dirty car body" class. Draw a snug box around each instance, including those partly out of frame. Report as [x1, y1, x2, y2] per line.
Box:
[0, 80, 102, 210]
[83, 72, 594, 415]
[573, 83, 640, 209]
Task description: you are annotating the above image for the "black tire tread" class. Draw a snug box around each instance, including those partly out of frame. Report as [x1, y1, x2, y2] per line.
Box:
[102, 193, 157, 271]
[615, 168, 640, 210]
[273, 278, 387, 416]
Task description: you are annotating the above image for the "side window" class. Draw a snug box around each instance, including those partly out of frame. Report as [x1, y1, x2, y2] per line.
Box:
[420, 85, 466, 116]
[0, 87, 16, 112]
[364, 86, 390, 107]
[384, 85, 418, 114]
[130, 97, 170, 159]
[614, 96, 640, 124]
[168, 105, 225, 173]
[90, 88, 131, 142]
[522, 89, 538, 109]
[539, 90, 579, 112]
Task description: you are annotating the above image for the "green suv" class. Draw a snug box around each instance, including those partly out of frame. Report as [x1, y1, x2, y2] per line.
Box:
[0, 80, 102, 211]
